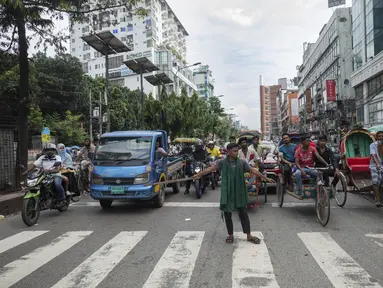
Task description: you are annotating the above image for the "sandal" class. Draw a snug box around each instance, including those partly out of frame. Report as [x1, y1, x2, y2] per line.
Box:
[247, 236, 261, 244]
[226, 235, 234, 243]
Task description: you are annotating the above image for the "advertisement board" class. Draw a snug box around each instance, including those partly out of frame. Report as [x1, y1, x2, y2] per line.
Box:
[326, 80, 336, 102]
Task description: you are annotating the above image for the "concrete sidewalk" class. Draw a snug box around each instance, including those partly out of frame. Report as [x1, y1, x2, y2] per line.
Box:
[0, 191, 24, 216]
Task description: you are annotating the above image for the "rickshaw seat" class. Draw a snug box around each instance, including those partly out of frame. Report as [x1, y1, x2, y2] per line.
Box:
[347, 157, 370, 172]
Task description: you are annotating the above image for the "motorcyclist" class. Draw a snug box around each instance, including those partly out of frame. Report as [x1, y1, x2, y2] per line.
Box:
[206, 141, 222, 158]
[184, 139, 209, 195]
[75, 138, 95, 192]
[23, 143, 66, 206]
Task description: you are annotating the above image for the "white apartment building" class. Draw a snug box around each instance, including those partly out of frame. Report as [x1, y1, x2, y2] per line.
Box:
[70, 0, 197, 98]
[297, 7, 354, 135]
[193, 64, 215, 99]
[351, 0, 383, 127]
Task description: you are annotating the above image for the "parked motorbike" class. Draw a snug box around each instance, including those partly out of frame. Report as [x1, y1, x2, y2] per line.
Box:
[20, 163, 71, 226]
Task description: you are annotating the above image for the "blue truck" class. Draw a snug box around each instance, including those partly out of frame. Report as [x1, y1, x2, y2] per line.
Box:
[90, 130, 184, 208]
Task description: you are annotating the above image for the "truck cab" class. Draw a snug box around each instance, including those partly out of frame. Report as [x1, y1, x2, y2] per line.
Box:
[90, 130, 183, 208]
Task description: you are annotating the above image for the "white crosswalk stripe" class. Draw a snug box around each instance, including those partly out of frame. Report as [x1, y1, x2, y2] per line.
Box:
[298, 232, 382, 288]
[232, 232, 279, 288]
[0, 231, 92, 288]
[366, 234, 383, 248]
[0, 231, 49, 254]
[51, 231, 148, 288]
[0, 230, 382, 287]
[142, 231, 205, 288]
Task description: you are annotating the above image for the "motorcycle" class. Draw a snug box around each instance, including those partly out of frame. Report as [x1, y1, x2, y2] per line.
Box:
[20, 162, 71, 226]
[206, 156, 220, 190]
[192, 160, 209, 199]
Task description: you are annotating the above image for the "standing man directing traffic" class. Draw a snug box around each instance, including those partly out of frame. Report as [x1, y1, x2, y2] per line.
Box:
[193, 143, 274, 244]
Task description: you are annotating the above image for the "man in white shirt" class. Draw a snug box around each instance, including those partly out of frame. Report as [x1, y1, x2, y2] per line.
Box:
[23, 143, 66, 203]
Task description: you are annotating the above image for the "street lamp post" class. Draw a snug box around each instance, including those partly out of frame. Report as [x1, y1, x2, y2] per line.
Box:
[175, 62, 201, 96]
[81, 31, 130, 133]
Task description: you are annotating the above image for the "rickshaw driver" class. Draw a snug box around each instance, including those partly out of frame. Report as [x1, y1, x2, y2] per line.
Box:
[279, 133, 297, 190]
[369, 130, 383, 207]
[294, 135, 328, 196]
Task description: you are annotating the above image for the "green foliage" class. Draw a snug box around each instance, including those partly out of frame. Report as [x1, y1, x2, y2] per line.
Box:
[28, 105, 44, 134]
[1, 50, 237, 145]
[45, 111, 86, 145]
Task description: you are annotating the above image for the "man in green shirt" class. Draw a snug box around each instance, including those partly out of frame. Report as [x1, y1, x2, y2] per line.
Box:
[193, 143, 274, 244]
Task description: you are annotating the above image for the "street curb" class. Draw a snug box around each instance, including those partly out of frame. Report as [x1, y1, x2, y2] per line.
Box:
[0, 193, 24, 216]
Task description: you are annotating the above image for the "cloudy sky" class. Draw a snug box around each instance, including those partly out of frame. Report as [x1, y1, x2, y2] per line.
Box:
[37, 0, 352, 130]
[166, 0, 352, 129]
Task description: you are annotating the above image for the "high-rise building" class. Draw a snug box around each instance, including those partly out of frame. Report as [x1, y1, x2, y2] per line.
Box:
[351, 0, 383, 127]
[260, 76, 280, 138]
[193, 64, 215, 99]
[296, 8, 354, 135]
[69, 0, 197, 98]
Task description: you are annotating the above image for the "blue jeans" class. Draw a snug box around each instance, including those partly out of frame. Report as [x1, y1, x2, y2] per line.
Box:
[294, 168, 317, 195]
[53, 176, 66, 201]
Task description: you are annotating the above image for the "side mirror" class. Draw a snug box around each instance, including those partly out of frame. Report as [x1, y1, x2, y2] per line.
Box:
[53, 161, 61, 167]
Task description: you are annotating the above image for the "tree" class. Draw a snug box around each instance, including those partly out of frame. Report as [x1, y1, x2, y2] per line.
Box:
[28, 104, 43, 135]
[33, 52, 87, 116]
[45, 110, 86, 145]
[0, 0, 146, 166]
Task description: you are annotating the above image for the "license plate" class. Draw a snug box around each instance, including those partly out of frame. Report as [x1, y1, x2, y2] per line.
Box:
[110, 186, 125, 194]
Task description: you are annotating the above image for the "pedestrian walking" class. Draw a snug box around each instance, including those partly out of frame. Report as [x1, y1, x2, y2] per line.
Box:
[193, 143, 274, 244]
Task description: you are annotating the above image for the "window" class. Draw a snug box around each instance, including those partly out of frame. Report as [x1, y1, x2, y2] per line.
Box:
[82, 63, 88, 73]
[127, 13, 133, 21]
[147, 39, 153, 48]
[108, 55, 124, 69]
[83, 44, 90, 51]
[127, 24, 133, 31]
[120, 17, 125, 22]
[71, 38, 75, 43]
[72, 48, 75, 52]
[121, 27, 126, 32]
[82, 26, 89, 33]
[355, 85, 363, 101]
[113, 29, 118, 34]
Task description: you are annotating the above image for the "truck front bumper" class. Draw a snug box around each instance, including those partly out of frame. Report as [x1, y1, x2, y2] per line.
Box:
[90, 184, 157, 200]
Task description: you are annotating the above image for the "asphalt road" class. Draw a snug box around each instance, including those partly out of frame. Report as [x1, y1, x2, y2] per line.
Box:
[1, 186, 383, 288]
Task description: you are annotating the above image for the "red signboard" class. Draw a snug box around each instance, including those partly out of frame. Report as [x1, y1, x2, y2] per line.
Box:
[326, 80, 336, 102]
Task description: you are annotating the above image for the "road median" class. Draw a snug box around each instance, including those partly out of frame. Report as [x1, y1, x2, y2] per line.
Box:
[0, 191, 24, 216]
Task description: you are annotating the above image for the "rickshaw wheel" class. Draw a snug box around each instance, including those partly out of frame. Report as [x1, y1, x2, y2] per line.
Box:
[316, 185, 330, 226]
[276, 177, 284, 207]
[333, 172, 347, 207]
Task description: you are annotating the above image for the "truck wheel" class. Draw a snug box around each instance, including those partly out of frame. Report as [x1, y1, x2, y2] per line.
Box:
[100, 200, 113, 209]
[154, 182, 166, 208]
[172, 181, 180, 194]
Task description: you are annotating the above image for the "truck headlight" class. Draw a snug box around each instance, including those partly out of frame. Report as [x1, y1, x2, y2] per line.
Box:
[134, 173, 149, 184]
[92, 174, 103, 185]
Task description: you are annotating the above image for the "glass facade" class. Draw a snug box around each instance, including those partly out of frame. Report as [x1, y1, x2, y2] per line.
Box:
[352, 0, 364, 70]
[373, 0, 383, 57]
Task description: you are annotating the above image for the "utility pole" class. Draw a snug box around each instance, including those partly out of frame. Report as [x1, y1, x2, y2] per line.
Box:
[89, 90, 92, 141]
[99, 92, 102, 137]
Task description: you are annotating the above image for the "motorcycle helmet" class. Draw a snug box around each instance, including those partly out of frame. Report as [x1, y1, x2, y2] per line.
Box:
[194, 139, 203, 152]
[43, 143, 57, 158]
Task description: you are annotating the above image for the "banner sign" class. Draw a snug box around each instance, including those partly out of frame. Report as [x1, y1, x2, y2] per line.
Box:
[326, 80, 336, 102]
[328, 0, 345, 8]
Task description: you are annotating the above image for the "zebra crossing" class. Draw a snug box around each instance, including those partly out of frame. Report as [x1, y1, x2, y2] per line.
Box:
[0, 230, 382, 288]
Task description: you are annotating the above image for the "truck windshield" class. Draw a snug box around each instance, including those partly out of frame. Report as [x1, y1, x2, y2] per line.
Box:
[93, 137, 152, 166]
